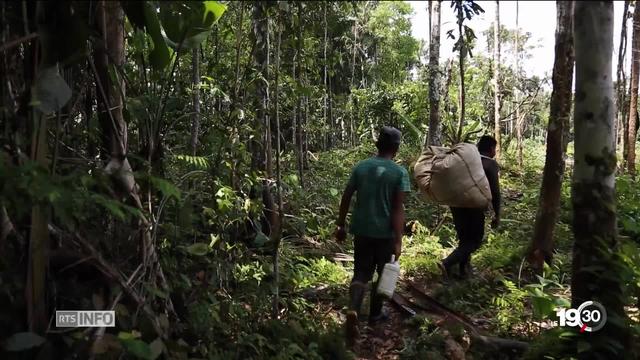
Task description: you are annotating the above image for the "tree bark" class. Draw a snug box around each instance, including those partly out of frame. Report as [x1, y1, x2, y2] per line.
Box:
[616, 1, 630, 163]
[190, 46, 200, 156]
[296, 2, 304, 187]
[515, 1, 523, 168]
[493, 1, 501, 159]
[572, 2, 630, 356]
[427, 0, 442, 147]
[456, 16, 465, 143]
[322, 2, 328, 151]
[272, 13, 283, 319]
[250, 2, 269, 173]
[529, 1, 574, 272]
[628, 4, 640, 175]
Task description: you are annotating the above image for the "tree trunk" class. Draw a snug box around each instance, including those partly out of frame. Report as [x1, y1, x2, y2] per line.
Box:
[190, 46, 200, 156]
[296, 2, 304, 187]
[95, 0, 127, 161]
[572, 2, 630, 356]
[515, 1, 523, 168]
[349, 4, 358, 147]
[493, 1, 501, 160]
[322, 2, 328, 151]
[456, 20, 465, 142]
[616, 1, 630, 164]
[272, 14, 283, 319]
[529, 1, 574, 272]
[427, 0, 442, 147]
[628, 5, 640, 175]
[250, 2, 269, 173]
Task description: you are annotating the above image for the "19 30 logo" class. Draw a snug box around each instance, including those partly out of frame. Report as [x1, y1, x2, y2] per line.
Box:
[556, 301, 607, 333]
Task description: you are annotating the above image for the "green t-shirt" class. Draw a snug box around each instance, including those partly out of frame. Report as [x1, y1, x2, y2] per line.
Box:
[347, 157, 411, 239]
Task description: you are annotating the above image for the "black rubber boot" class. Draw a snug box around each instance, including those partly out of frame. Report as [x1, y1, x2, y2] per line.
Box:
[369, 281, 384, 321]
[346, 282, 366, 346]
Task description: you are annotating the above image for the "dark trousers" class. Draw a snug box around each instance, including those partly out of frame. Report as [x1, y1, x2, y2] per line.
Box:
[443, 207, 485, 275]
[349, 236, 394, 317]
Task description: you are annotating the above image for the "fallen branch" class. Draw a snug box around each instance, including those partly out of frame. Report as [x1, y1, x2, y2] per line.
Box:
[0, 32, 38, 52]
[392, 285, 529, 354]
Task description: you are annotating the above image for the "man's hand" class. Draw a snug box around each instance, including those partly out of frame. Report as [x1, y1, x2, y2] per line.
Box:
[334, 225, 347, 242]
[394, 238, 402, 261]
[491, 217, 500, 229]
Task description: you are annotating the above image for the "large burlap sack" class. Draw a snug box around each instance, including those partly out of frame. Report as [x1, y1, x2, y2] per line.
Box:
[413, 143, 492, 208]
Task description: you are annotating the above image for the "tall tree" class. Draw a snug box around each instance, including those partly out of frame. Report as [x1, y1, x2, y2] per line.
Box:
[616, 1, 630, 163]
[628, 4, 640, 175]
[528, 1, 574, 272]
[272, 10, 283, 318]
[493, 1, 501, 160]
[190, 46, 200, 156]
[515, 1, 523, 168]
[572, 2, 630, 356]
[296, 2, 305, 187]
[427, 0, 442, 146]
[250, 2, 270, 174]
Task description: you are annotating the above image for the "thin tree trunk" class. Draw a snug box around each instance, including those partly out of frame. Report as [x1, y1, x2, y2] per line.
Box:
[272, 15, 283, 319]
[323, 1, 329, 150]
[296, 2, 304, 187]
[529, 1, 574, 272]
[628, 4, 640, 176]
[427, 0, 442, 147]
[190, 46, 200, 156]
[572, 2, 630, 356]
[616, 1, 630, 162]
[456, 19, 465, 143]
[515, 1, 523, 168]
[350, 5, 358, 147]
[251, 2, 270, 174]
[493, 1, 501, 160]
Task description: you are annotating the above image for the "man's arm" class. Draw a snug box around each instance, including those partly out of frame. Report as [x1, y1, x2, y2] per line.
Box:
[337, 184, 356, 227]
[391, 191, 405, 260]
[335, 184, 355, 241]
[485, 160, 501, 226]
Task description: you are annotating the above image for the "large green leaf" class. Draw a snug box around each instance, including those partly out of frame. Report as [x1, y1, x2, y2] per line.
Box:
[203, 1, 227, 23]
[32, 66, 72, 113]
[186, 242, 210, 256]
[3, 332, 46, 352]
[159, 1, 227, 50]
[122, 1, 172, 70]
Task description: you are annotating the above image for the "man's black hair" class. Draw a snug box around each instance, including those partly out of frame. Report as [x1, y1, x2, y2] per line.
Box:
[477, 135, 497, 154]
[376, 126, 402, 154]
[376, 139, 400, 153]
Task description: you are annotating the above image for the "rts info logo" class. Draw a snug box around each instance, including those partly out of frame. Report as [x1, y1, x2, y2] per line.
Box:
[556, 301, 607, 333]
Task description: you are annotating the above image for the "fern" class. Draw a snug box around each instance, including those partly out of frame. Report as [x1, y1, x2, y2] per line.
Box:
[175, 154, 210, 169]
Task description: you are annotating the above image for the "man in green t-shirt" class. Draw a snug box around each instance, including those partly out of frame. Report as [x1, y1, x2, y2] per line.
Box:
[335, 126, 411, 344]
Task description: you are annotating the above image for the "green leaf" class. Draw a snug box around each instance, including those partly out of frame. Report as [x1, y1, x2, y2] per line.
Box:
[149, 338, 164, 360]
[254, 231, 269, 247]
[32, 66, 72, 113]
[145, 284, 169, 299]
[123, 1, 171, 70]
[121, 339, 153, 360]
[150, 177, 181, 200]
[329, 188, 339, 197]
[92, 195, 126, 220]
[3, 332, 46, 352]
[186, 242, 210, 256]
[203, 1, 227, 23]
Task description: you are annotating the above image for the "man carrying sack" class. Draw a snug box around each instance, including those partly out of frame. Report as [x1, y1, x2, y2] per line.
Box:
[440, 135, 501, 279]
[334, 126, 411, 345]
